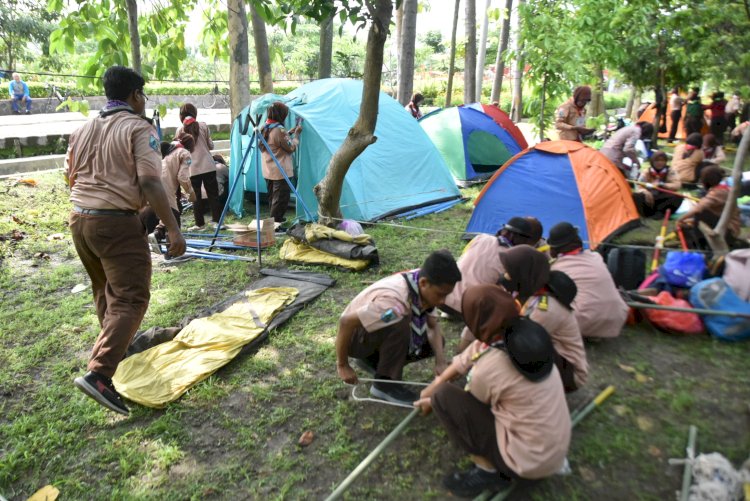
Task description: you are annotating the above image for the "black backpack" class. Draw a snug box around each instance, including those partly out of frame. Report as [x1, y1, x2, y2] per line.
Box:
[606, 247, 647, 291]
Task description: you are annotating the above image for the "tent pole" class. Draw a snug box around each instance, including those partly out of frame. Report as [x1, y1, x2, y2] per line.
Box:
[256, 131, 315, 221]
[254, 116, 263, 266]
[209, 115, 255, 250]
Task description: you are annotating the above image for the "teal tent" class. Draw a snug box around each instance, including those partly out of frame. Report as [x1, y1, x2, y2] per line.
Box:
[228, 78, 461, 221]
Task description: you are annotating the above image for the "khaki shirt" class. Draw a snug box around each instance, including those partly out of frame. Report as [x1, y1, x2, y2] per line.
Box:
[694, 187, 742, 237]
[454, 341, 571, 479]
[672, 145, 705, 183]
[444, 234, 507, 313]
[550, 251, 628, 338]
[261, 126, 298, 181]
[341, 271, 436, 333]
[176, 122, 214, 177]
[637, 167, 681, 207]
[162, 148, 194, 212]
[555, 98, 586, 141]
[66, 111, 162, 211]
[525, 295, 588, 388]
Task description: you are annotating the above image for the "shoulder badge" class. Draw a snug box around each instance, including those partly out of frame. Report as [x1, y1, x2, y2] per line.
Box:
[380, 308, 397, 323]
[149, 134, 159, 152]
[186, 157, 192, 165]
[557, 108, 566, 118]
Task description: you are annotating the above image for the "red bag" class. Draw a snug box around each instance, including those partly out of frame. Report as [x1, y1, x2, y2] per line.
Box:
[643, 291, 704, 335]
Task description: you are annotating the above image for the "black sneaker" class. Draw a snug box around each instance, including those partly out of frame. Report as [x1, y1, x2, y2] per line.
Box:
[443, 466, 512, 498]
[349, 357, 376, 377]
[369, 380, 417, 406]
[74, 371, 129, 415]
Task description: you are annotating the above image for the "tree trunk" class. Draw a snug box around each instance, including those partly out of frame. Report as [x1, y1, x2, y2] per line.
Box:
[464, 0, 477, 103]
[475, 0, 491, 101]
[713, 116, 750, 250]
[228, 0, 250, 120]
[625, 86, 636, 118]
[589, 65, 605, 118]
[397, 0, 418, 106]
[250, 4, 273, 94]
[314, 0, 393, 224]
[318, 12, 334, 79]
[539, 73, 547, 141]
[445, 0, 461, 107]
[394, 3, 404, 100]
[490, 0, 512, 104]
[125, 0, 142, 74]
[510, 0, 523, 121]
[631, 87, 642, 122]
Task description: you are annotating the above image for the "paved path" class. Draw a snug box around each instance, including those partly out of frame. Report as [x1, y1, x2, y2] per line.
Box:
[0, 107, 232, 148]
[0, 108, 232, 176]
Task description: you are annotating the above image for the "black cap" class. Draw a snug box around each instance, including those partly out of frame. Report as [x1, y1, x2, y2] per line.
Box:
[548, 222, 580, 249]
[505, 317, 555, 382]
[502, 217, 534, 238]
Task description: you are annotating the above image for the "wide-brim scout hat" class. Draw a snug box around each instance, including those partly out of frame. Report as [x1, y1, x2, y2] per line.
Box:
[504, 317, 555, 382]
[547, 222, 580, 249]
[502, 217, 534, 239]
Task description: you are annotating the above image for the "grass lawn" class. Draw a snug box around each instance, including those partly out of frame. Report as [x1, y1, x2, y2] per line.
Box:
[1, 171, 749, 501]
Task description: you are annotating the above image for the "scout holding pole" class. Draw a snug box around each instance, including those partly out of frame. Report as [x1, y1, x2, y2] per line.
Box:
[630, 180, 699, 202]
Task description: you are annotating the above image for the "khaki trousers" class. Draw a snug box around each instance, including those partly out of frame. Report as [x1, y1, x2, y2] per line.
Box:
[70, 212, 151, 378]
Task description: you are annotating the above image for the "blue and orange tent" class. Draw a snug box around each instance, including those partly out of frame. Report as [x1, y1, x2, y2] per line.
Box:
[466, 141, 639, 249]
[419, 106, 523, 186]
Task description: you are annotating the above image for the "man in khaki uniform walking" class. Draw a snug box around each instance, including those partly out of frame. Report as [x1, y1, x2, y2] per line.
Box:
[67, 65, 186, 415]
[555, 86, 595, 141]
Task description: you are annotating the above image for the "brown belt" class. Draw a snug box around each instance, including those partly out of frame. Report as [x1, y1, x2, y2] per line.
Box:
[73, 206, 137, 216]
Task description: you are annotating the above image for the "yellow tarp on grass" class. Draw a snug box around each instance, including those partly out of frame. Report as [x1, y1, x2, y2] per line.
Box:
[279, 239, 371, 271]
[112, 287, 298, 408]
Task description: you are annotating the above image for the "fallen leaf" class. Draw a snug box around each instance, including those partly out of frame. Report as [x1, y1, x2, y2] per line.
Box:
[46, 233, 66, 241]
[71, 284, 87, 294]
[27, 484, 59, 501]
[635, 373, 652, 383]
[636, 416, 655, 432]
[298, 431, 314, 447]
[11, 215, 26, 225]
[33, 252, 50, 260]
[360, 419, 374, 430]
[648, 445, 662, 457]
[578, 466, 597, 482]
[618, 363, 636, 374]
[17, 179, 37, 187]
[8, 229, 25, 241]
[613, 405, 630, 416]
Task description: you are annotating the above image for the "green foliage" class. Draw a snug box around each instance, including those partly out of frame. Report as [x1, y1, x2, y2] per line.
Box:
[0, 0, 59, 68]
[604, 92, 629, 110]
[420, 30, 445, 54]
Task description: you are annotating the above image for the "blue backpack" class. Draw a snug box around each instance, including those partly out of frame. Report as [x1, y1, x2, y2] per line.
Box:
[660, 251, 706, 288]
[690, 278, 750, 341]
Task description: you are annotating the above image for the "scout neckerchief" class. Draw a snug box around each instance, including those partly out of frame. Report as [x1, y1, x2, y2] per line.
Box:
[521, 287, 550, 317]
[558, 247, 583, 257]
[99, 100, 152, 125]
[497, 234, 513, 248]
[649, 166, 669, 180]
[402, 270, 432, 356]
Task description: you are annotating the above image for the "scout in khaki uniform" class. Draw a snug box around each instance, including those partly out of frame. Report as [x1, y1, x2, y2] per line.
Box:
[335, 250, 462, 406]
[555, 86, 595, 142]
[415, 286, 570, 498]
[548, 222, 628, 339]
[67, 66, 186, 416]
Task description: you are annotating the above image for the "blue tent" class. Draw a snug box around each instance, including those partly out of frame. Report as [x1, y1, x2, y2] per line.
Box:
[228, 79, 461, 221]
[419, 106, 523, 186]
[466, 141, 640, 249]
